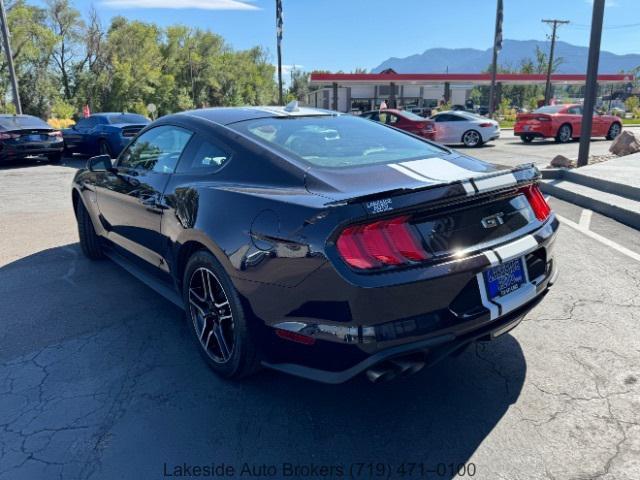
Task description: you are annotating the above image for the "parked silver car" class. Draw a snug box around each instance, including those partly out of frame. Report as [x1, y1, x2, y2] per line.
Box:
[431, 111, 500, 147]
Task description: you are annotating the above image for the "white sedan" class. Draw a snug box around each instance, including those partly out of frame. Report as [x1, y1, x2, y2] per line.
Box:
[431, 111, 500, 147]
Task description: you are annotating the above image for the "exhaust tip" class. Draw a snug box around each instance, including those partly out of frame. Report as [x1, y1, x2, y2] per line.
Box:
[389, 355, 426, 378]
[365, 365, 397, 383]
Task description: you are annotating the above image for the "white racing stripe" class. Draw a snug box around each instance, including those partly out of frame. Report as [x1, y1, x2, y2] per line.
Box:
[484, 250, 500, 266]
[476, 273, 500, 320]
[388, 163, 434, 183]
[473, 172, 517, 193]
[493, 235, 538, 262]
[400, 157, 476, 182]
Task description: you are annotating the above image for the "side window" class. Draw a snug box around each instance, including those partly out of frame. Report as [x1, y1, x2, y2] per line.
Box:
[387, 114, 400, 125]
[567, 106, 582, 115]
[118, 125, 193, 173]
[75, 118, 92, 130]
[176, 138, 231, 174]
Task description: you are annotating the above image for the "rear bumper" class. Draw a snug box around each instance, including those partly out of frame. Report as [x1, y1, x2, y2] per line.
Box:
[263, 282, 553, 383]
[0, 142, 64, 161]
[514, 124, 554, 138]
[249, 216, 559, 381]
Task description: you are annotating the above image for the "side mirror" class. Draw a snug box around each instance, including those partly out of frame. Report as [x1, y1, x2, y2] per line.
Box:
[87, 154, 114, 172]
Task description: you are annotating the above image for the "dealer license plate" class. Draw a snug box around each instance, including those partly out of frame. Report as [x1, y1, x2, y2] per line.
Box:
[484, 258, 525, 299]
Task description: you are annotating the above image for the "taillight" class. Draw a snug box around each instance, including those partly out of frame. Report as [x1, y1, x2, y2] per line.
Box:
[478, 122, 493, 127]
[48, 130, 63, 137]
[520, 184, 551, 221]
[336, 215, 429, 270]
[536, 116, 551, 122]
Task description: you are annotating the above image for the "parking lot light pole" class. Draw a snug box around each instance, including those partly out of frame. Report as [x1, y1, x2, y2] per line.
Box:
[275, 0, 283, 105]
[488, 0, 503, 117]
[0, 0, 21, 114]
[578, 0, 605, 167]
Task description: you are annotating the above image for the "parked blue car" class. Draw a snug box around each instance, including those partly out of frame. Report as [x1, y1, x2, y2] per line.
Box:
[62, 113, 150, 157]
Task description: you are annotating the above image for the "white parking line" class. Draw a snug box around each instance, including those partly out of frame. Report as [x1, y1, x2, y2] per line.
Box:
[579, 209, 593, 229]
[555, 214, 640, 263]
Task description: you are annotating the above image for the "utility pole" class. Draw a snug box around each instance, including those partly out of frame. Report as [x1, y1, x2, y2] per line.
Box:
[578, 0, 605, 167]
[275, 0, 283, 105]
[488, 0, 503, 117]
[542, 19, 569, 105]
[0, 0, 21, 114]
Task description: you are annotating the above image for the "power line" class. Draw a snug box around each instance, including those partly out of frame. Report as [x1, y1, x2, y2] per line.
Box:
[569, 22, 640, 30]
[542, 19, 570, 105]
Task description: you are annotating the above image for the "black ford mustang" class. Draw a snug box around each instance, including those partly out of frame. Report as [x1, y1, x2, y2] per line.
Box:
[71, 104, 558, 383]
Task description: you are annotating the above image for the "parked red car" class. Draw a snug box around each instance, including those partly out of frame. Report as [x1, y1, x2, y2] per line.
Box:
[361, 109, 436, 140]
[514, 104, 622, 143]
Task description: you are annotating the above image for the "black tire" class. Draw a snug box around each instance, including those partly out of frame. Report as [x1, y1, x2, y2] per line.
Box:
[462, 129, 483, 147]
[183, 250, 260, 379]
[606, 122, 622, 140]
[555, 124, 572, 143]
[76, 200, 104, 260]
[48, 151, 62, 163]
[521, 134, 534, 143]
[98, 139, 112, 157]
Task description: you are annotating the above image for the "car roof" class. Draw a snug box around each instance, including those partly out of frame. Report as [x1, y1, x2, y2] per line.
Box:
[89, 112, 147, 118]
[178, 106, 337, 126]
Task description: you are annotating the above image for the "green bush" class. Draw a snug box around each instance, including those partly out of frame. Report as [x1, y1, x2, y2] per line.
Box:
[51, 99, 76, 120]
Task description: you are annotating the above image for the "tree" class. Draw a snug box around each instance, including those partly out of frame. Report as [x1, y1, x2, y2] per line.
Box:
[4, 0, 56, 117]
[45, 0, 84, 100]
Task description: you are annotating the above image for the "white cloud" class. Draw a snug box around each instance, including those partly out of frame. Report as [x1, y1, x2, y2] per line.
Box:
[101, 0, 259, 10]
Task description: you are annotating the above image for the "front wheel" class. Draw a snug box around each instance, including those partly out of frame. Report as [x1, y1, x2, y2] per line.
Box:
[76, 200, 104, 260]
[606, 123, 622, 140]
[555, 124, 572, 143]
[521, 134, 534, 143]
[462, 129, 483, 147]
[183, 250, 260, 379]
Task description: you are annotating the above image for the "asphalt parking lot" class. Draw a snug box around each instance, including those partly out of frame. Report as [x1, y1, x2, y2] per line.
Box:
[468, 125, 640, 168]
[1, 153, 639, 480]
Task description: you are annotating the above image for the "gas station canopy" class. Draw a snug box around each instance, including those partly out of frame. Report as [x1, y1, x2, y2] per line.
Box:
[310, 72, 632, 86]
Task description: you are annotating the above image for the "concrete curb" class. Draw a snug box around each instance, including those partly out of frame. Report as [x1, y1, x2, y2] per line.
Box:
[540, 168, 640, 229]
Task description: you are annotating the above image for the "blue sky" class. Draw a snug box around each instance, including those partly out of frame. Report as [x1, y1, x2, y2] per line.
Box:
[62, 0, 640, 73]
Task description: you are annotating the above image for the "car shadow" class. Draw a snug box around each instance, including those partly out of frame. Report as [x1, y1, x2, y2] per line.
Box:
[0, 243, 527, 479]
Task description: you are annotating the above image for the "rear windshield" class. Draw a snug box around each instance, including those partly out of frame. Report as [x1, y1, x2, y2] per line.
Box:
[106, 114, 149, 124]
[0, 115, 50, 131]
[534, 106, 564, 114]
[229, 115, 446, 168]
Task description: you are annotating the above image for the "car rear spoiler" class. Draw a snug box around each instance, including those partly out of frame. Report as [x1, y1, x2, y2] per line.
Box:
[326, 163, 541, 215]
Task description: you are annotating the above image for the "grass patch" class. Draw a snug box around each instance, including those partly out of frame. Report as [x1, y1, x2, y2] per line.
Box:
[499, 120, 515, 129]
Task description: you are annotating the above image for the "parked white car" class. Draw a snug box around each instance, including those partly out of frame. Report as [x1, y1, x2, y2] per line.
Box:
[431, 111, 500, 147]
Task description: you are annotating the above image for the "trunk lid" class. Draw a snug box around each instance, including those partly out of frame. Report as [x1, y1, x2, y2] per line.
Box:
[305, 152, 520, 204]
[516, 113, 551, 123]
[307, 154, 542, 267]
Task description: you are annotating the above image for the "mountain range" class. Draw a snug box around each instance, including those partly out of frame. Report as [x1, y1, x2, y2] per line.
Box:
[371, 39, 640, 74]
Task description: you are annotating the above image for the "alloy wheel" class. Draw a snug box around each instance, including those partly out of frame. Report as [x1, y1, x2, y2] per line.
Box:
[609, 123, 621, 139]
[188, 267, 235, 364]
[558, 125, 571, 143]
[463, 130, 481, 147]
